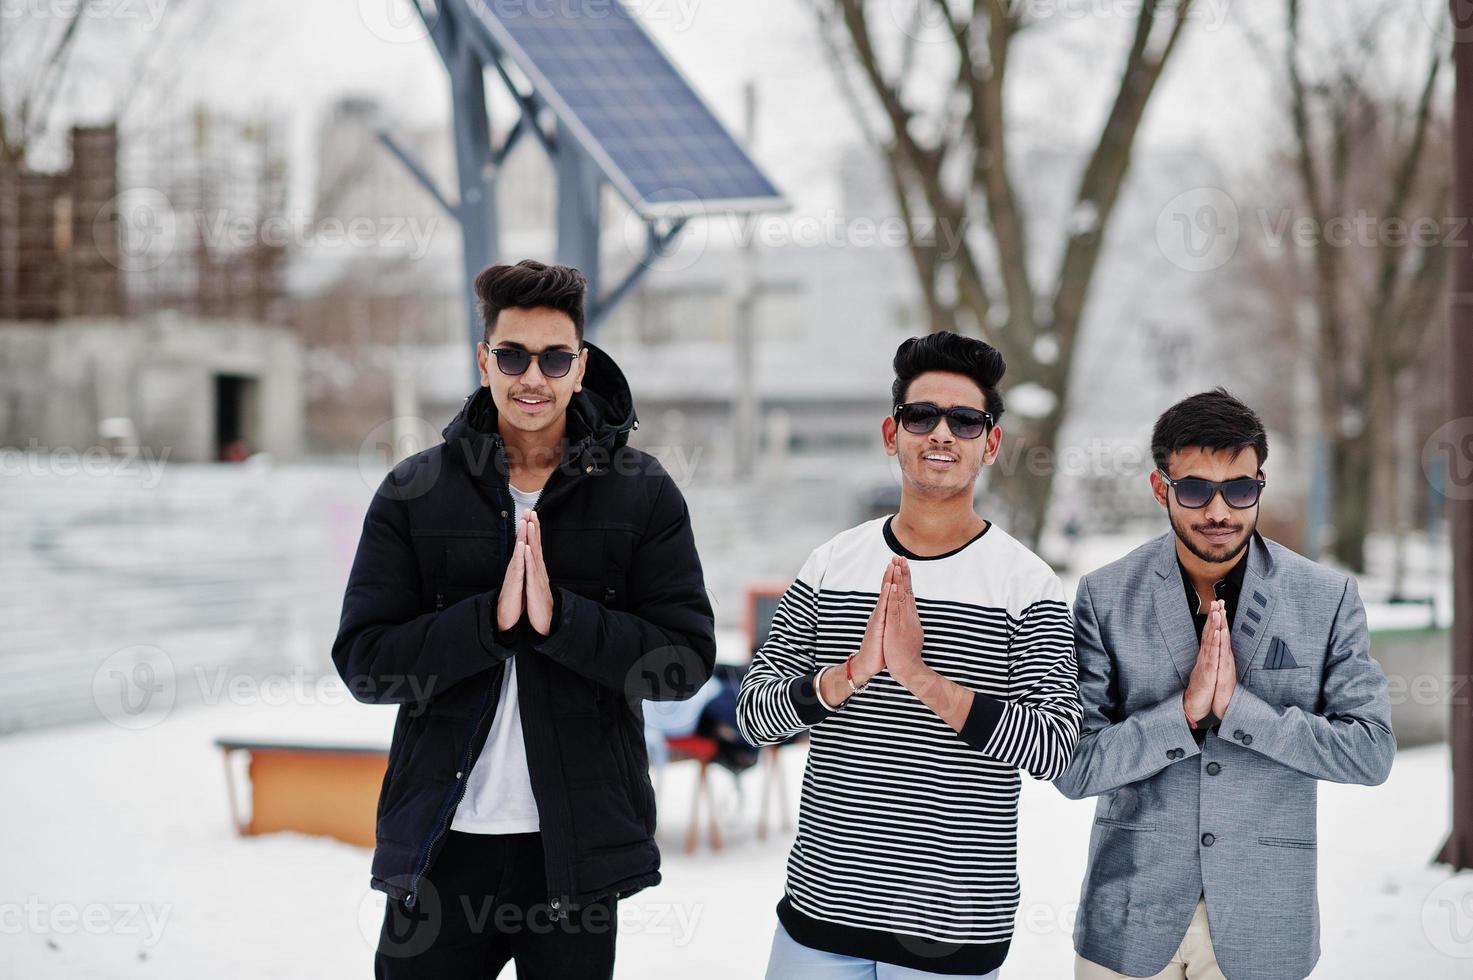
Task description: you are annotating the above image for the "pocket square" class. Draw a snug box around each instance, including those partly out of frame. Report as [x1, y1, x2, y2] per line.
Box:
[1266, 637, 1300, 670]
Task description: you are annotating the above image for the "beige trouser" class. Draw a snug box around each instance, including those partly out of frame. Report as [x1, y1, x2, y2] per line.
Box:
[1075, 898, 1227, 980]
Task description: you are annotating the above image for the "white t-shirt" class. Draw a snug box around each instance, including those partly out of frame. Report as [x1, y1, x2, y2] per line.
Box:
[450, 482, 543, 834]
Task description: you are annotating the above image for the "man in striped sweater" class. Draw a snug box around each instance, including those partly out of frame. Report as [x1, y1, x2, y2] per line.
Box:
[737, 331, 1082, 978]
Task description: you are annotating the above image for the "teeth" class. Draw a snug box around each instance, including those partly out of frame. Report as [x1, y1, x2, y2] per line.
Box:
[924, 454, 954, 462]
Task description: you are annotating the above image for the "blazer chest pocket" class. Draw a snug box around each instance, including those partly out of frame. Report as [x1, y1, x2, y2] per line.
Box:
[1247, 664, 1316, 708]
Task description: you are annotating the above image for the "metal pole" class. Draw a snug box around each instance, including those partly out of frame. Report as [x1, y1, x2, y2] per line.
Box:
[731, 80, 760, 481]
[556, 135, 603, 336]
[446, 20, 499, 388]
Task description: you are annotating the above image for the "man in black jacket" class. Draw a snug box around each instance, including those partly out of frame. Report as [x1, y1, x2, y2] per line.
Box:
[332, 259, 716, 978]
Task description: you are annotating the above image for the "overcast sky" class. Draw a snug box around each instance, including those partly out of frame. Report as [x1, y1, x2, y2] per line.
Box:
[16, 0, 1450, 222]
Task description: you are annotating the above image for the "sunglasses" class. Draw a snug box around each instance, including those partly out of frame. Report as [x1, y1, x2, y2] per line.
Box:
[1158, 471, 1266, 509]
[484, 345, 581, 379]
[893, 402, 994, 440]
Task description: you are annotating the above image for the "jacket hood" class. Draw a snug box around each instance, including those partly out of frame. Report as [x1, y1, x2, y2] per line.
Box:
[440, 340, 638, 477]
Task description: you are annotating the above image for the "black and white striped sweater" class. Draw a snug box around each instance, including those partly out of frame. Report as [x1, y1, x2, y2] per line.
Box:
[737, 516, 1081, 975]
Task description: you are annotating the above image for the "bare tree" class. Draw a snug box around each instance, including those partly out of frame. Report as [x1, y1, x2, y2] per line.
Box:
[807, 0, 1198, 546]
[1437, 0, 1473, 874]
[0, 2, 206, 167]
[1275, 0, 1451, 572]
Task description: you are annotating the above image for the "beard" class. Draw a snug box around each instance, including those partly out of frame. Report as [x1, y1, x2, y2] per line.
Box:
[1169, 504, 1255, 565]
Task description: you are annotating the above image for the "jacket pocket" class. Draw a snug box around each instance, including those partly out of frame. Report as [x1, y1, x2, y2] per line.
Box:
[615, 716, 650, 819]
[1258, 836, 1317, 849]
[1094, 817, 1157, 832]
[1247, 665, 1315, 708]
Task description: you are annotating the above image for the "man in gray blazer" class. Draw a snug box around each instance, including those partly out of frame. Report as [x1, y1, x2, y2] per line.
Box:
[1054, 389, 1395, 980]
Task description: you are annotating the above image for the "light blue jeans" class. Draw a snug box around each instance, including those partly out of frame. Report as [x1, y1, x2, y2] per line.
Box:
[765, 921, 1003, 979]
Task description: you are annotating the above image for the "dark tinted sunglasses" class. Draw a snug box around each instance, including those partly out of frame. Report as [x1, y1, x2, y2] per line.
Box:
[894, 402, 994, 440]
[1158, 471, 1266, 509]
[485, 345, 581, 379]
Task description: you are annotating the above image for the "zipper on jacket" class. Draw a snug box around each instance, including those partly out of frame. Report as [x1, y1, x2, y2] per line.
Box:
[494, 430, 598, 919]
[510, 437, 582, 921]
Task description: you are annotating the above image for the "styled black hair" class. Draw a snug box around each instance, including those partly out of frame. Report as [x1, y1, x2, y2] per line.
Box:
[474, 259, 587, 343]
[891, 330, 1006, 421]
[1151, 387, 1268, 473]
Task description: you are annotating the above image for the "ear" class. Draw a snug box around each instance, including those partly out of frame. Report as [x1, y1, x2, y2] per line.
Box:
[1150, 469, 1170, 509]
[881, 414, 898, 456]
[981, 424, 1002, 465]
[573, 346, 588, 393]
[477, 342, 492, 387]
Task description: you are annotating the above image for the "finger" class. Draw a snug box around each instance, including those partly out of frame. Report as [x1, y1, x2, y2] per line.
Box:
[505, 541, 526, 593]
[534, 518, 548, 571]
[872, 566, 892, 622]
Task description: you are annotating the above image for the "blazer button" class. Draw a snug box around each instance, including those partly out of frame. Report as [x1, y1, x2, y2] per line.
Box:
[1206, 762, 1221, 775]
[1202, 833, 1216, 847]
[1241, 734, 1253, 746]
[1232, 729, 1244, 740]
[1172, 748, 1183, 759]
[1165, 749, 1175, 759]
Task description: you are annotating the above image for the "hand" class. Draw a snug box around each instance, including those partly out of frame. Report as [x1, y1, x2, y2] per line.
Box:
[850, 560, 896, 685]
[496, 514, 529, 632]
[1183, 600, 1224, 727]
[1211, 604, 1236, 718]
[523, 510, 555, 636]
[882, 557, 926, 688]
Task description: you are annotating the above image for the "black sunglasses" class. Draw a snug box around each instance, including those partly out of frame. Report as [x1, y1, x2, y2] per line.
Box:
[1158, 471, 1266, 509]
[893, 402, 994, 440]
[484, 345, 581, 379]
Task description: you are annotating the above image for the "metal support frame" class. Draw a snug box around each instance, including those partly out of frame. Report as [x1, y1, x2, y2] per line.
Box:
[373, 0, 700, 381]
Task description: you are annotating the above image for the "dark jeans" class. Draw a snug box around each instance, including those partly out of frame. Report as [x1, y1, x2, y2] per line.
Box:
[375, 831, 617, 979]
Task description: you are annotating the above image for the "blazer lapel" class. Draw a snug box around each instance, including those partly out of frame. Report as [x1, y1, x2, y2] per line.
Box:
[1150, 533, 1200, 687]
[1231, 532, 1276, 680]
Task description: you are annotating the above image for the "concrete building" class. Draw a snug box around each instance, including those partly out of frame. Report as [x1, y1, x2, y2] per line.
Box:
[0, 314, 303, 462]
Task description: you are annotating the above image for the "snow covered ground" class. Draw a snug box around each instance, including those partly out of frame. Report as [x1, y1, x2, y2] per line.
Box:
[2, 690, 1470, 979]
[3, 462, 1469, 976]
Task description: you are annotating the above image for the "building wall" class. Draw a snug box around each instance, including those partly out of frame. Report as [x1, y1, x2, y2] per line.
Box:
[0, 315, 303, 462]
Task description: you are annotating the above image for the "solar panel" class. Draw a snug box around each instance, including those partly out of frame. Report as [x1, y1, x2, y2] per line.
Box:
[465, 0, 786, 217]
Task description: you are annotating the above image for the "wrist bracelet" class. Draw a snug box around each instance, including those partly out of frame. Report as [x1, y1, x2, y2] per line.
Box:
[846, 655, 869, 695]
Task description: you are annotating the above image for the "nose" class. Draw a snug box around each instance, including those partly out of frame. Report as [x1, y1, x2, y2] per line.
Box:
[1203, 489, 1232, 524]
[521, 358, 548, 386]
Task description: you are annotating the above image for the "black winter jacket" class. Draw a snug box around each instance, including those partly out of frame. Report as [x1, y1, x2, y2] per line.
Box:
[331, 341, 716, 916]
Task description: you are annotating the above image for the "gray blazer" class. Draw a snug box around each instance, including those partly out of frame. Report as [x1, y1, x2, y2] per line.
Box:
[1053, 531, 1394, 980]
